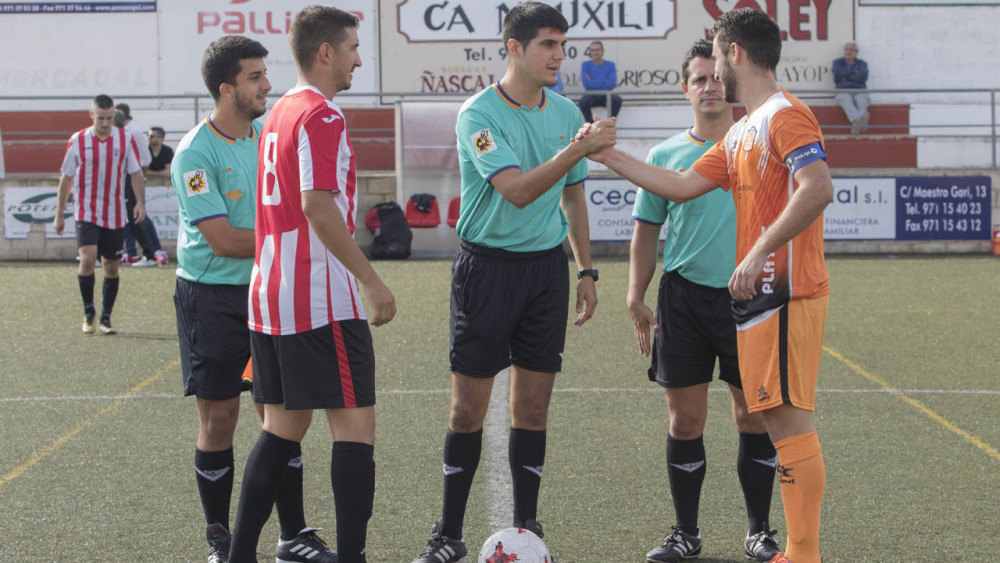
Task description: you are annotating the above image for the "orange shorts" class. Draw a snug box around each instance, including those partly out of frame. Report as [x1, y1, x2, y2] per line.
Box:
[736, 295, 828, 414]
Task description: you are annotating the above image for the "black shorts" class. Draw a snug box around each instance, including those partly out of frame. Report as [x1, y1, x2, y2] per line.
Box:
[450, 241, 569, 378]
[649, 270, 741, 389]
[174, 278, 252, 400]
[75, 221, 124, 261]
[250, 320, 376, 410]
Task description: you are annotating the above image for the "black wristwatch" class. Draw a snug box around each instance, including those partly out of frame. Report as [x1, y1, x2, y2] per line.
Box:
[577, 268, 599, 282]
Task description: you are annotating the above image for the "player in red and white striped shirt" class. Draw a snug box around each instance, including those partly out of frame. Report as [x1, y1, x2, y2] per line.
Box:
[54, 94, 146, 335]
[230, 8, 395, 563]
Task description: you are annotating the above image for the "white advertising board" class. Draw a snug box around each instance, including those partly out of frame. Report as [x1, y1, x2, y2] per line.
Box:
[4, 186, 178, 239]
[380, 0, 853, 96]
[158, 0, 377, 97]
[824, 177, 896, 240]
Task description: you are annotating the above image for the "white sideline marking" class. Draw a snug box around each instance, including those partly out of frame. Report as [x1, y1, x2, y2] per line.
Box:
[2, 387, 996, 403]
[486, 368, 513, 532]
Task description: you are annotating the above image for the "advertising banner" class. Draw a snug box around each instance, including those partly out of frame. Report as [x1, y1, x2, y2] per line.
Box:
[158, 0, 377, 97]
[586, 178, 666, 242]
[824, 177, 896, 240]
[379, 0, 852, 97]
[0, 2, 155, 13]
[591, 176, 991, 243]
[4, 186, 179, 240]
[895, 176, 991, 240]
[3, 187, 74, 239]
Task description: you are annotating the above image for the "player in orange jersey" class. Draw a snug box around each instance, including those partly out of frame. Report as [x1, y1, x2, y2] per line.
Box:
[586, 8, 833, 563]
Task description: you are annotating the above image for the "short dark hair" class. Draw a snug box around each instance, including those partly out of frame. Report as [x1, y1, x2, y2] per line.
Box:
[92, 94, 113, 110]
[682, 39, 714, 83]
[289, 5, 359, 72]
[201, 35, 269, 102]
[113, 110, 126, 128]
[590, 40, 604, 48]
[502, 2, 568, 49]
[114, 102, 131, 120]
[149, 126, 166, 138]
[711, 7, 781, 72]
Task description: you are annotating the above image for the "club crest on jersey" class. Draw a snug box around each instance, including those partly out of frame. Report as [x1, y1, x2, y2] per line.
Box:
[743, 126, 757, 152]
[472, 128, 497, 157]
[184, 169, 209, 197]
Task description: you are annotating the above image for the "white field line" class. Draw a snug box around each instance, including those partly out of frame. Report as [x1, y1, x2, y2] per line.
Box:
[486, 368, 513, 532]
[2, 387, 997, 403]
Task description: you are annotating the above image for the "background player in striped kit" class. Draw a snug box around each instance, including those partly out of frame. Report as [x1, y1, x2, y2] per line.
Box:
[171, 35, 337, 563]
[587, 8, 834, 562]
[628, 39, 779, 563]
[54, 94, 146, 335]
[230, 7, 395, 563]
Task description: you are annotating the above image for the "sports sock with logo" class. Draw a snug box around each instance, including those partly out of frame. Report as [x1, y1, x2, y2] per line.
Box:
[194, 448, 235, 529]
[737, 431, 777, 534]
[666, 435, 706, 535]
[774, 431, 824, 563]
[330, 441, 375, 563]
[101, 276, 119, 322]
[230, 431, 298, 562]
[275, 442, 307, 541]
[78, 274, 95, 318]
[509, 427, 546, 526]
[440, 428, 482, 539]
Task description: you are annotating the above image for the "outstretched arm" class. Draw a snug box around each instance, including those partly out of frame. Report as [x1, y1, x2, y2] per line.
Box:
[491, 118, 616, 208]
[590, 148, 717, 203]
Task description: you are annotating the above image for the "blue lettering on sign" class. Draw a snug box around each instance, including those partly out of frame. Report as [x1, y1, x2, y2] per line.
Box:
[589, 187, 636, 211]
[895, 176, 991, 241]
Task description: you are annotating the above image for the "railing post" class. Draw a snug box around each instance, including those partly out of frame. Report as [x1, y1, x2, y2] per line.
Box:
[991, 90, 997, 169]
[194, 96, 199, 127]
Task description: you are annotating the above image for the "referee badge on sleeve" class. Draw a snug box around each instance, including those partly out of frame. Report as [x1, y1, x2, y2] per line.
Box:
[184, 169, 210, 197]
[471, 128, 498, 158]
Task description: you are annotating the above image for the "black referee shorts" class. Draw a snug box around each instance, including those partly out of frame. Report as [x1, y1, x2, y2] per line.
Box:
[649, 270, 742, 389]
[174, 278, 251, 400]
[449, 241, 569, 378]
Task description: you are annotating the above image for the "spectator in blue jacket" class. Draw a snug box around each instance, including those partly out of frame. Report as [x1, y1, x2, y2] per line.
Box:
[579, 41, 622, 122]
[833, 42, 870, 135]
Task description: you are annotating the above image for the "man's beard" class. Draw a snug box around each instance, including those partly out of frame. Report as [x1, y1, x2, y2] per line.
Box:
[234, 90, 265, 120]
[721, 59, 739, 104]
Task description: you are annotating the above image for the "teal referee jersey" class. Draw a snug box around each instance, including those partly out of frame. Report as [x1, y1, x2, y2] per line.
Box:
[455, 84, 589, 251]
[171, 119, 260, 285]
[632, 128, 736, 288]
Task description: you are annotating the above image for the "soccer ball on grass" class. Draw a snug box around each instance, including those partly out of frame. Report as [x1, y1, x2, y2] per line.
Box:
[477, 527, 552, 563]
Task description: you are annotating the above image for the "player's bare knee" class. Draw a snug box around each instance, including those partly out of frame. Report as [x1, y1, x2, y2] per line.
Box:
[510, 399, 548, 430]
[668, 414, 705, 440]
[448, 400, 486, 433]
[734, 409, 768, 434]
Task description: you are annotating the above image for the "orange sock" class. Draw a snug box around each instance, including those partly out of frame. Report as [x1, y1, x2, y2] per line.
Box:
[773, 431, 824, 563]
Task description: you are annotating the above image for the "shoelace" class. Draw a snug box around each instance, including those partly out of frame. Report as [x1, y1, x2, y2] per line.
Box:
[299, 531, 333, 551]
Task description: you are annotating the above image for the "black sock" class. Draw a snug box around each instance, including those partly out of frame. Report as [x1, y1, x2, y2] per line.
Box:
[230, 431, 298, 562]
[667, 435, 706, 535]
[275, 443, 307, 541]
[738, 431, 777, 534]
[101, 276, 119, 323]
[78, 274, 95, 319]
[440, 429, 482, 539]
[509, 427, 546, 526]
[195, 448, 235, 529]
[331, 441, 375, 563]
